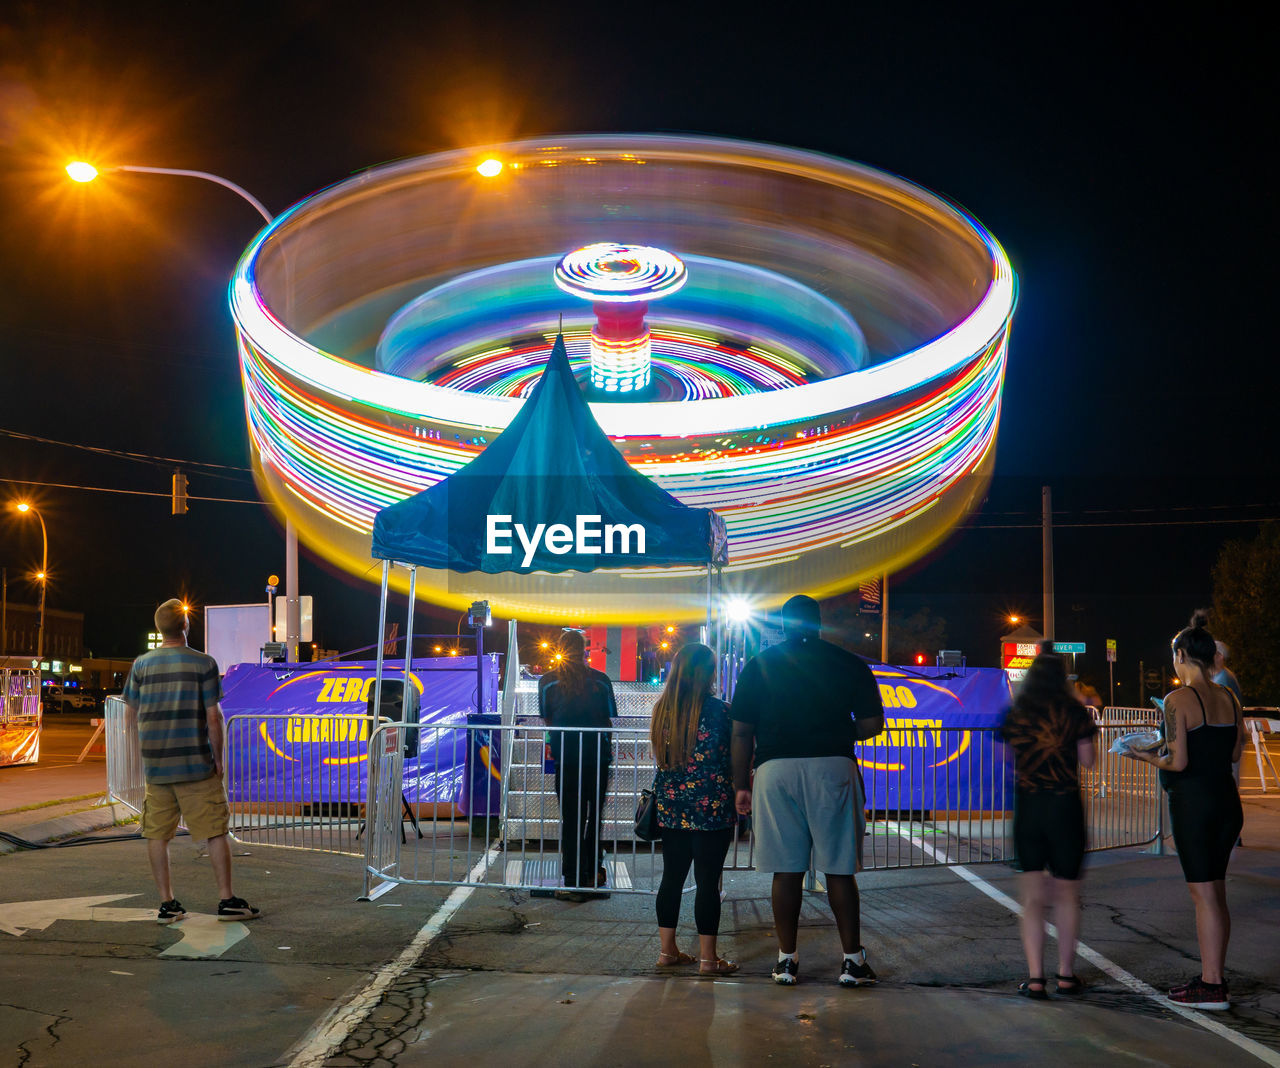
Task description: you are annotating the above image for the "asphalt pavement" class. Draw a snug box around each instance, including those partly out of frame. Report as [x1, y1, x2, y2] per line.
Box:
[2, 715, 1278, 1067]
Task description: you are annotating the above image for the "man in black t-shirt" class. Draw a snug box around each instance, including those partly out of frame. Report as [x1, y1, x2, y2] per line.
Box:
[732, 595, 884, 987]
[538, 630, 617, 899]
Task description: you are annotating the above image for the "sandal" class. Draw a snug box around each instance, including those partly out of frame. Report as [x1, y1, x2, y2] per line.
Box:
[1055, 974, 1084, 995]
[1018, 978, 1048, 1000]
[657, 950, 696, 968]
[698, 957, 740, 977]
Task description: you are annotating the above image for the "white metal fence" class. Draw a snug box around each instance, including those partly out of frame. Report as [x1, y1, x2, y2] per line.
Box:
[104, 695, 145, 814]
[102, 696, 1165, 894]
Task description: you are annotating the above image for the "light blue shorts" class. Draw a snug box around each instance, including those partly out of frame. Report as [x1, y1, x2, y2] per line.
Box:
[752, 756, 865, 874]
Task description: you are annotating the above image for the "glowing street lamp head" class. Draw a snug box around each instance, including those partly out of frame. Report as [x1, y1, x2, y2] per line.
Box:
[476, 158, 503, 178]
[15, 502, 31, 513]
[66, 161, 99, 183]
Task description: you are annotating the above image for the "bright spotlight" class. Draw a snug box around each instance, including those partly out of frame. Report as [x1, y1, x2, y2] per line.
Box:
[476, 158, 503, 178]
[66, 161, 99, 183]
[725, 597, 752, 623]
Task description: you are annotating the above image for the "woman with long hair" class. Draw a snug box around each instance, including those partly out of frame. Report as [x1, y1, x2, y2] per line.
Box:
[1124, 611, 1245, 1010]
[537, 629, 617, 900]
[997, 652, 1098, 999]
[650, 642, 738, 976]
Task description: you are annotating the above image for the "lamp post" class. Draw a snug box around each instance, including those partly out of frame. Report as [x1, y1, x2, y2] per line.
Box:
[67, 160, 301, 661]
[14, 503, 47, 663]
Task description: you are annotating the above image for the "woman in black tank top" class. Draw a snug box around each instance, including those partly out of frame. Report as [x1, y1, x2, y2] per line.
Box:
[1125, 612, 1245, 1011]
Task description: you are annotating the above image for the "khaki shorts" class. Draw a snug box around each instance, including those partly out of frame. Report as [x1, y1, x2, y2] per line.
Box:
[752, 756, 865, 874]
[141, 773, 229, 841]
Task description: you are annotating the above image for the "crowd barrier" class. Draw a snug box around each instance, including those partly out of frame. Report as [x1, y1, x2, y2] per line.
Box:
[104, 696, 145, 814]
[101, 698, 1165, 895]
[224, 713, 390, 855]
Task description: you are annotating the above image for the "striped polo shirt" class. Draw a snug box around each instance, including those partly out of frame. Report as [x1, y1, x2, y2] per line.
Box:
[122, 645, 223, 784]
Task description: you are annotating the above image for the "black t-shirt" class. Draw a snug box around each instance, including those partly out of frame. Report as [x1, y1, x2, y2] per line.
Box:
[730, 637, 883, 767]
[537, 667, 616, 728]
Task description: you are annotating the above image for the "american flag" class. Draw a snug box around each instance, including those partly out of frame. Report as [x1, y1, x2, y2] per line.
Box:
[859, 577, 882, 615]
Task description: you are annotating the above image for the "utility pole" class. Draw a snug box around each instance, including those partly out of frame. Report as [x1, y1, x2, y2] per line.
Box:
[880, 572, 889, 664]
[1042, 486, 1055, 642]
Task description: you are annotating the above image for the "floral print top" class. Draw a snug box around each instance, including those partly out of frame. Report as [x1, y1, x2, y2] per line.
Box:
[654, 695, 735, 831]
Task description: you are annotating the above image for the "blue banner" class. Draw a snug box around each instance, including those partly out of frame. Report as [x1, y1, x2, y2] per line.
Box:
[860, 667, 1013, 812]
[222, 657, 500, 805]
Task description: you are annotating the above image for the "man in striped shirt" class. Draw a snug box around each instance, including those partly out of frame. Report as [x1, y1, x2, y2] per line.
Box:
[123, 598, 260, 924]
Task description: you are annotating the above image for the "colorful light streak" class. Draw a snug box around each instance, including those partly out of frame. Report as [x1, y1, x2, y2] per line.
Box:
[229, 136, 1017, 621]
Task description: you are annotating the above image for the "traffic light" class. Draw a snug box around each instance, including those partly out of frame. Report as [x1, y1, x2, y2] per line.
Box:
[171, 470, 188, 515]
[915, 652, 926, 665]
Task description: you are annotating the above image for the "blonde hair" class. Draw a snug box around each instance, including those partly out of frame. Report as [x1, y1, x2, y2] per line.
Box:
[650, 643, 716, 771]
[154, 598, 187, 638]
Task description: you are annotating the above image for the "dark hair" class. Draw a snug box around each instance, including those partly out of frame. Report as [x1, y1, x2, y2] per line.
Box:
[781, 594, 821, 639]
[553, 629, 590, 698]
[1013, 652, 1074, 712]
[1171, 609, 1216, 669]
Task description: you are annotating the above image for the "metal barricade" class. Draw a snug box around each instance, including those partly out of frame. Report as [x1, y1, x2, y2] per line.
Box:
[363, 722, 662, 900]
[1080, 722, 1161, 851]
[104, 695, 145, 814]
[857, 726, 1013, 868]
[225, 712, 386, 856]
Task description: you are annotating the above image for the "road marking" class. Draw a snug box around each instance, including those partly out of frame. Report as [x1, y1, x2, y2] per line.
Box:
[284, 845, 500, 1068]
[886, 822, 1280, 1068]
[1, 893, 251, 959]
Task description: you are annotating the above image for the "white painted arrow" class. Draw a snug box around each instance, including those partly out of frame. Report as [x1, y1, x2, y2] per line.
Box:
[1, 894, 251, 959]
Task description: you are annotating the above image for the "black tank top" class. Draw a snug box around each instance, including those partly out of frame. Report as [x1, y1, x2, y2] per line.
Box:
[1165, 686, 1239, 786]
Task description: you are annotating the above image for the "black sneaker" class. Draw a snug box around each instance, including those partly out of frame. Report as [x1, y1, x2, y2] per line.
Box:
[839, 950, 877, 987]
[157, 899, 186, 925]
[772, 956, 799, 985]
[1168, 977, 1229, 1011]
[217, 896, 261, 921]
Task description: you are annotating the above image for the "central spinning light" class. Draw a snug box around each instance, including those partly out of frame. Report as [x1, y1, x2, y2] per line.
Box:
[554, 242, 688, 393]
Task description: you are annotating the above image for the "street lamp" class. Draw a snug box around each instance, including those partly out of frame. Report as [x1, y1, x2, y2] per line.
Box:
[14, 503, 47, 663]
[66, 159, 302, 660]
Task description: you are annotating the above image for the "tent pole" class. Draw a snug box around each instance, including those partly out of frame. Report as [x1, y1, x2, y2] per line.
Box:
[373, 558, 390, 719]
[402, 566, 418, 721]
[705, 562, 712, 642]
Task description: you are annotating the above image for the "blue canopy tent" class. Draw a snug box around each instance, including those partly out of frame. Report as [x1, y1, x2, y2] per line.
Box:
[367, 333, 729, 716]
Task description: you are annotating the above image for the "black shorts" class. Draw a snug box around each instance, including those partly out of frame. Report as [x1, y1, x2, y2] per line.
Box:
[1013, 790, 1086, 880]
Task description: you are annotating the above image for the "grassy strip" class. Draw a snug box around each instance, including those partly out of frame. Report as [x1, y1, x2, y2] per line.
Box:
[0, 791, 105, 816]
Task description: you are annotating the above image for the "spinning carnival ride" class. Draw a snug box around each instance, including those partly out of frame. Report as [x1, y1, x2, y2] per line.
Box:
[230, 135, 1016, 622]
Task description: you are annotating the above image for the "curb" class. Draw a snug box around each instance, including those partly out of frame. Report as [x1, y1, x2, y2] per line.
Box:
[0, 801, 138, 854]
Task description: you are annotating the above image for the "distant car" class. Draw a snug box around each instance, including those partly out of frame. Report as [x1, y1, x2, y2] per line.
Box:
[61, 692, 98, 712]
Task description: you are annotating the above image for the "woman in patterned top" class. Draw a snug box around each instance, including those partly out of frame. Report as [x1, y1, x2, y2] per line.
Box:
[650, 642, 738, 976]
[997, 652, 1098, 999]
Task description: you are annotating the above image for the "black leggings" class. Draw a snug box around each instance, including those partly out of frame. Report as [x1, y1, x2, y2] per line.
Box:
[656, 827, 734, 935]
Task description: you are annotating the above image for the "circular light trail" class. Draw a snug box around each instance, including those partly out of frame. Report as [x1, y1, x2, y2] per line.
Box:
[553, 243, 688, 303]
[229, 135, 1017, 622]
[554, 243, 689, 392]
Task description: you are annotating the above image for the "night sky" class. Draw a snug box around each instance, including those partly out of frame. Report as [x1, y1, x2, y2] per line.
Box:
[0, 4, 1272, 695]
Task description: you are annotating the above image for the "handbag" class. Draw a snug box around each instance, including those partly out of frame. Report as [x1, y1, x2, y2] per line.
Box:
[634, 786, 661, 841]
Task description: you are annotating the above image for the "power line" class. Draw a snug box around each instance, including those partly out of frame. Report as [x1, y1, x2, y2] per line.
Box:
[0, 476, 259, 504]
[0, 427, 253, 477]
[965, 517, 1279, 529]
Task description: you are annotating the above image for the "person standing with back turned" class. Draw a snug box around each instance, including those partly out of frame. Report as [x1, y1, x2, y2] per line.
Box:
[731, 594, 885, 987]
[538, 629, 617, 901]
[123, 598, 260, 924]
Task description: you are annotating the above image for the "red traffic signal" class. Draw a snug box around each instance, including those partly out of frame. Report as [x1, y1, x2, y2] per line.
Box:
[915, 653, 926, 665]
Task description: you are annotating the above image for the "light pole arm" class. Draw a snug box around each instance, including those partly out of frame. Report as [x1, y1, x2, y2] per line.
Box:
[113, 165, 274, 224]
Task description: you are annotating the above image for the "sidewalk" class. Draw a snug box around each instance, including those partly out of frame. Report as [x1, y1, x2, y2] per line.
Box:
[0, 716, 132, 853]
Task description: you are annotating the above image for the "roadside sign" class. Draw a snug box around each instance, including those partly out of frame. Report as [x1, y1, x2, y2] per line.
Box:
[1106, 638, 1117, 663]
[1052, 641, 1086, 654]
